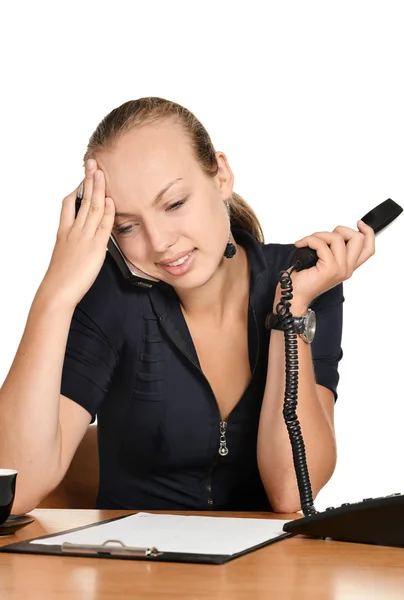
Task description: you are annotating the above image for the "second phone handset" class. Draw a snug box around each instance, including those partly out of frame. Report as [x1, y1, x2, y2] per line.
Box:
[292, 198, 402, 271]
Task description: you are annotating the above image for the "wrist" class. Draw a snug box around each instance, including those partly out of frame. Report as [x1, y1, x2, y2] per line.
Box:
[272, 294, 309, 317]
[34, 282, 77, 315]
[288, 304, 309, 317]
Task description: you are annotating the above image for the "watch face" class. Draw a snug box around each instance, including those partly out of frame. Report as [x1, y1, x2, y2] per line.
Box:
[305, 310, 316, 342]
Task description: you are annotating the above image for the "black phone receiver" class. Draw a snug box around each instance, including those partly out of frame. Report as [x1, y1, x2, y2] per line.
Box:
[75, 183, 160, 289]
[292, 198, 403, 272]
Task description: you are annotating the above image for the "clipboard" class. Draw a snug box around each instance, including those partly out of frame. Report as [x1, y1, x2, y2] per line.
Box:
[0, 512, 295, 565]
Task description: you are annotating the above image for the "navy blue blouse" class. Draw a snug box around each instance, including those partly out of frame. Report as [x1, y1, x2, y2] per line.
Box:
[61, 228, 344, 511]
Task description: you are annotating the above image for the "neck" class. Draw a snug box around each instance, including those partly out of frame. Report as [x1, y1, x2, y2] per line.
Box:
[176, 242, 249, 324]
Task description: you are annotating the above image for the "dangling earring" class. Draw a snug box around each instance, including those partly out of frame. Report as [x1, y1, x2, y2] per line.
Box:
[224, 201, 237, 259]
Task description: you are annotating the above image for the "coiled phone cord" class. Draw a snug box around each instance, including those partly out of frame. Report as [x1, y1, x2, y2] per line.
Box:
[275, 265, 318, 517]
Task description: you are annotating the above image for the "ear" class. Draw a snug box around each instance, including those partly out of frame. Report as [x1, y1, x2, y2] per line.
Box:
[214, 151, 234, 199]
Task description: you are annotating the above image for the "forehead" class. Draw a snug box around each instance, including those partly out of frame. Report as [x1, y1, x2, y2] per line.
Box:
[96, 122, 197, 201]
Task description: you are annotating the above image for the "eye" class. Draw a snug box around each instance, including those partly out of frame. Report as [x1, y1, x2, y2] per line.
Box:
[167, 197, 188, 211]
[116, 224, 136, 235]
[115, 197, 188, 235]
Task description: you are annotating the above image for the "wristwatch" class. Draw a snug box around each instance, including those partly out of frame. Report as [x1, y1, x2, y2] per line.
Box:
[265, 308, 316, 343]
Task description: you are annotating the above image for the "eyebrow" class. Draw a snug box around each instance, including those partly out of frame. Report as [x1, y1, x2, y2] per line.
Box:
[114, 178, 184, 218]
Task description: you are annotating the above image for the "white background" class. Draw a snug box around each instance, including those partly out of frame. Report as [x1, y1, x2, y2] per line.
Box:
[0, 1, 403, 512]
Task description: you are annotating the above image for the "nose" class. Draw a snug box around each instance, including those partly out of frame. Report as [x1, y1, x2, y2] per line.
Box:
[144, 220, 175, 255]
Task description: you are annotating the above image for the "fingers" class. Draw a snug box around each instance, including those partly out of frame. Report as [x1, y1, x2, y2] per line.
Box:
[331, 226, 365, 276]
[295, 222, 375, 280]
[71, 159, 114, 240]
[294, 232, 342, 276]
[333, 222, 375, 271]
[94, 195, 115, 245]
[81, 167, 110, 238]
[356, 220, 376, 266]
[74, 159, 97, 228]
[58, 182, 84, 237]
[295, 230, 353, 278]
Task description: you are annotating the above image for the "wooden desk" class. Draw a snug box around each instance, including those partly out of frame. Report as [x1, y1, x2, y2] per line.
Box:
[1, 509, 404, 599]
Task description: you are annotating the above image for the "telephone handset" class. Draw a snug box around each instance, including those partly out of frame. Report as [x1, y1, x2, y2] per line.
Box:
[292, 198, 403, 271]
[277, 198, 404, 548]
[75, 182, 160, 289]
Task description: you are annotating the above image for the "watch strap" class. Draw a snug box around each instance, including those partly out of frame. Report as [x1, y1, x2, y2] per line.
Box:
[265, 312, 283, 331]
[265, 310, 309, 334]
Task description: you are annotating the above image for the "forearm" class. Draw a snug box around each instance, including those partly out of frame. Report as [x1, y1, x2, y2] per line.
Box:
[257, 295, 336, 513]
[0, 288, 75, 486]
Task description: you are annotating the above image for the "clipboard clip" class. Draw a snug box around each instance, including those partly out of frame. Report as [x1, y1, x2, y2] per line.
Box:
[61, 539, 162, 558]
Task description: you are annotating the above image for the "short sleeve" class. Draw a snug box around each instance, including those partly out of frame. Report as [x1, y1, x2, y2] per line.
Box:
[60, 254, 127, 423]
[309, 282, 344, 402]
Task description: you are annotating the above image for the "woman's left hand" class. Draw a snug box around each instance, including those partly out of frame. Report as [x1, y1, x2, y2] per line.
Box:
[276, 220, 376, 312]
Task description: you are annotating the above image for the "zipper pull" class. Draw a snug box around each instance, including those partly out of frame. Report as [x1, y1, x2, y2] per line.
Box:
[218, 421, 229, 456]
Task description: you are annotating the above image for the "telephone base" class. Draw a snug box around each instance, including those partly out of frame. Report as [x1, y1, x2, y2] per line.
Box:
[282, 493, 404, 548]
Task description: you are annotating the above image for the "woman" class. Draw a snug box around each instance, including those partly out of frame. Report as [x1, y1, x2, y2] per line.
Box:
[0, 97, 375, 514]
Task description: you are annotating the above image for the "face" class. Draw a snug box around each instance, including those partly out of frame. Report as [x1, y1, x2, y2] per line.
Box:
[96, 121, 234, 291]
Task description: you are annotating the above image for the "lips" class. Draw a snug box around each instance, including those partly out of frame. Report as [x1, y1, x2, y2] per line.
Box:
[159, 249, 196, 276]
[159, 249, 195, 266]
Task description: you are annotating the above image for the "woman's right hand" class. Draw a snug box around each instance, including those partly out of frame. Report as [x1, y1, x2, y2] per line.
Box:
[39, 159, 116, 309]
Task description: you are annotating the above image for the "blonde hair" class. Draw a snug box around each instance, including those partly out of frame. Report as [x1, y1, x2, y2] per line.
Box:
[83, 97, 264, 243]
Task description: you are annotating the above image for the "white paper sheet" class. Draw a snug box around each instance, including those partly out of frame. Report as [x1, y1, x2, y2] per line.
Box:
[30, 513, 291, 555]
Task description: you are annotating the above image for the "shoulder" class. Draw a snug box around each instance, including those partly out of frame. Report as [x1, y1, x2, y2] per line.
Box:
[234, 228, 296, 280]
[261, 240, 297, 273]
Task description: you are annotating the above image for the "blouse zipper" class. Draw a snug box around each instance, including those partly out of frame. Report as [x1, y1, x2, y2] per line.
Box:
[158, 304, 260, 509]
[218, 421, 229, 456]
[205, 306, 260, 507]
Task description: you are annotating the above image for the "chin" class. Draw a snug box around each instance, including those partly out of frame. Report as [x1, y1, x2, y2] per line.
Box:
[171, 267, 220, 292]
